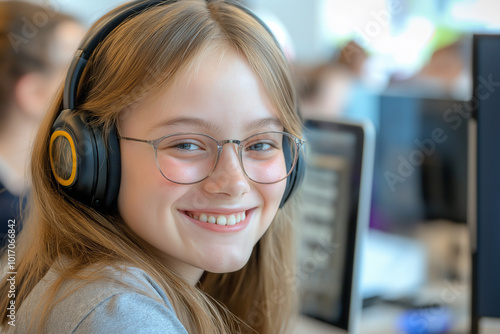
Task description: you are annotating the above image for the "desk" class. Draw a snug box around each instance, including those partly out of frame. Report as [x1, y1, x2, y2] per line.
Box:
[293, 315, 347, 334]
[292, 222, 500, 334]
[293, 280, 470, 334]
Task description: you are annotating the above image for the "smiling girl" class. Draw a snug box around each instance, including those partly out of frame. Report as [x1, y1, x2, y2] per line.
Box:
[0, 1, 305, 333]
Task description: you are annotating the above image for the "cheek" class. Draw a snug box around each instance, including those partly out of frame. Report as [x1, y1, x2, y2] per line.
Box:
[261, 180, 287, 217]
[274, 179, 288, 204]
[119, 144, 156, 193]
[117, 145, 169, 225]
[250, 182, 287, 251]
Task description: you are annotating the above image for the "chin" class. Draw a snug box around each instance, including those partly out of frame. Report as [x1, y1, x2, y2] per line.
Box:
[202, 251, 252, 274]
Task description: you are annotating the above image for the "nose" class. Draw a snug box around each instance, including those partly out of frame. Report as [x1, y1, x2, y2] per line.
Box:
[202, 144, 250, 198]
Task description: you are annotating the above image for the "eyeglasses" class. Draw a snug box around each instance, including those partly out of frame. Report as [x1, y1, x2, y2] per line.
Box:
[119, 131, 305, 185]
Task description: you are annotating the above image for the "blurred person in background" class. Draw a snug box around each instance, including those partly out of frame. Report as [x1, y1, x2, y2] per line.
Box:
[297, 61, 355, 119]
[297, 41, 369, 120]
[0, 0, 84, 244]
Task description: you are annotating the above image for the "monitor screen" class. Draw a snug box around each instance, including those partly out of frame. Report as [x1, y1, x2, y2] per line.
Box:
[297, 118, 372, 331]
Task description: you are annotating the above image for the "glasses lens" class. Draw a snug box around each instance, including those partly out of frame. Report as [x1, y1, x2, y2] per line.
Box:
[241, 132, 298, 184]
[155, 134, 218, 184]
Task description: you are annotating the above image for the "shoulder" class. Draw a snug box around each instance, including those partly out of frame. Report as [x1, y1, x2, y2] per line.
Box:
[14, 265, 188, 334]
[73, 287, 188, 334]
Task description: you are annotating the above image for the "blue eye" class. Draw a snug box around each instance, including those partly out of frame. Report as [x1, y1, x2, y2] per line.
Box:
[175, 143, 201, 151]
[248, 142, 272, 151]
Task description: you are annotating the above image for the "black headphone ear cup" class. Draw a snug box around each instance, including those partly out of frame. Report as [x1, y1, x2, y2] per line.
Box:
[102, 125, 121, 208]
[49, 109, 120, 209]
[279, 136, 306, 208]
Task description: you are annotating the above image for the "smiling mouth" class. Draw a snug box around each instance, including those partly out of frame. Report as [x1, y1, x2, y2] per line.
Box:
[184, 210, 247, 226]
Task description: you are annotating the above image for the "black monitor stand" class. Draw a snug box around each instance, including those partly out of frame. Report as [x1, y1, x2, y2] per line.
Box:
[469, 34, 500, 334]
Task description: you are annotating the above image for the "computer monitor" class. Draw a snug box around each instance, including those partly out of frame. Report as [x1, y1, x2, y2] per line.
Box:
[376, 94, 468, 229]
[469, 34, 500, 334]
[296, 118, 374, 333]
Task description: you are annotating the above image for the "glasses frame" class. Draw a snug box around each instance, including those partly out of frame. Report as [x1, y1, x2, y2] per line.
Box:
[119, 131, 305, 185]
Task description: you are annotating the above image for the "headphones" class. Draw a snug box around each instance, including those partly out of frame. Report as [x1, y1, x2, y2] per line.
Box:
[49, 0, 305, 210]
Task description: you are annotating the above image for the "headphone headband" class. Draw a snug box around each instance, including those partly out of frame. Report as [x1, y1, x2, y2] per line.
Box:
[64, 1, 167, 110]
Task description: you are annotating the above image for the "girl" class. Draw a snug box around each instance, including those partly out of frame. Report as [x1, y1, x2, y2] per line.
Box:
[0, 0, 305, 333]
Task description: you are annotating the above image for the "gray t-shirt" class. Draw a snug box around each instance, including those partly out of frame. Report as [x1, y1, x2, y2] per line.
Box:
[7, 265, 188, 333]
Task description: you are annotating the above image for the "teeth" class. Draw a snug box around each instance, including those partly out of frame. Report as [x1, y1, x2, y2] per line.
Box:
[187, 211, 247, 226]
[216, 216, 227, 225]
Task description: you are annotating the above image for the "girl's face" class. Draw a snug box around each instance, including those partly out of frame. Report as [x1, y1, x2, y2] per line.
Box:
[118, 48, 287, 284]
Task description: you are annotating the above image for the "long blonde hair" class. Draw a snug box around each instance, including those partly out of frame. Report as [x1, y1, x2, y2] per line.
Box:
[0, 1, 302, 333]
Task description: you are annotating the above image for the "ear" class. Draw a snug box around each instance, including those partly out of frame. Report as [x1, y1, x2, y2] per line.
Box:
[14, 72, 49, 119]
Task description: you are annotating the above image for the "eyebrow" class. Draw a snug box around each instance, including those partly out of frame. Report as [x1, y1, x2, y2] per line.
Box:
[244, 117, 284, 132]
[151, 117, 221, 133]
[150, 116, 284, 134]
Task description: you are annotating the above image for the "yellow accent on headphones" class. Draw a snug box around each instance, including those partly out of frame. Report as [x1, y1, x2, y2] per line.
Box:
[49, 130, 77, 187]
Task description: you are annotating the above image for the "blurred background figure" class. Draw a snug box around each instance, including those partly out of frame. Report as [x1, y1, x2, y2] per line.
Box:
[0, 1, 84, 243]
[297, 41, 369, 120]
[298, 60, 355, 119]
